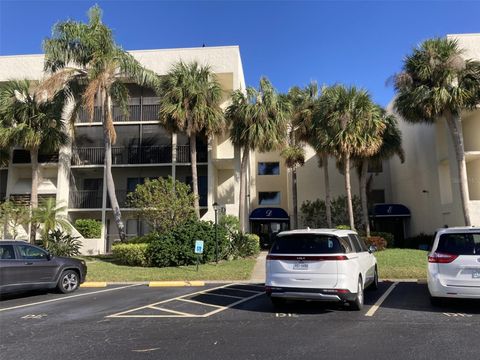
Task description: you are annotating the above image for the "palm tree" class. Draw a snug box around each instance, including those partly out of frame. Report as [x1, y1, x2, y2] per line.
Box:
[394, 38, 480, 226]
[226, 77, 290, 230]
[315, 85, 385, 230]
[42, 5, 158, 241]
[33, 198, 72, 247]
[356, 108, 405, 237]
[158, 61, 224, 218]
[0, 80, 69, 243]
[281, 83, 319, 229]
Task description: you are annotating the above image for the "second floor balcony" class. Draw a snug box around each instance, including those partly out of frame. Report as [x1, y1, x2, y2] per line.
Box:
[72, 145, 207, 166]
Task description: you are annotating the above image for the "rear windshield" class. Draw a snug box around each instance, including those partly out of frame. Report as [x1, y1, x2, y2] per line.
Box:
[270, 234, 347, 254]
[437, 233, 480, 255]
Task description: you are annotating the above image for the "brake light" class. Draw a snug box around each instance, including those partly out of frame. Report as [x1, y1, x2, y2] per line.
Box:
[428, 252, 458, 264]
[266, 255, 348, 261]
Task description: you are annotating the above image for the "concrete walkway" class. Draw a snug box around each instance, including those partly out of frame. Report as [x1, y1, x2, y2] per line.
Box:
[250, 251, 267, 283]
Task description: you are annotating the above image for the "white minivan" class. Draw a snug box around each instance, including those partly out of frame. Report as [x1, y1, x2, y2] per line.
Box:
[265, 229, 378, 310]
[428, 227, 480, 305]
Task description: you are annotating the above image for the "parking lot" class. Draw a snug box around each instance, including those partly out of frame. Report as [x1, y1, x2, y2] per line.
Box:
[1, 281, 479, 360]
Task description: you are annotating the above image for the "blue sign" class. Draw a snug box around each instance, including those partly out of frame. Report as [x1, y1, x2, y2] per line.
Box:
[194, 240, 204, 254]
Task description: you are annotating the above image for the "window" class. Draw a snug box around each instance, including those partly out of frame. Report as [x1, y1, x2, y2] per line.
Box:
[437, 233, 480, 255]
[258, 162, 280, 175]
[0, 245, 15, 260]
[348, 234, 368, 252]
[258, 192, 281, 205]
[17, 245, 48, 260]
[271, 235, 348, 254]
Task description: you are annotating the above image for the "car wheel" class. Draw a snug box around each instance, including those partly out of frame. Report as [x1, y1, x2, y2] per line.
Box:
[57, 270, 80, 294]
[270, 297, 286, 307]
[430, 296, 444, 307]
[349, 277, 364, 311]
[369, 267, 379, 291]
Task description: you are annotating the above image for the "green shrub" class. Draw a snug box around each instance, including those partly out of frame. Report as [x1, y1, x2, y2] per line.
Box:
[300, 195, 362, 229]
[404, 233, 434, 250]
[112, 243, 149, 266]
[370, 231, 394, 247]
[336, 225, 351, 230]
[227, 232, 260, 259]
[147, 220, 229, 268]
[42, 230, 82, 257]
[75, 219, 101, 238]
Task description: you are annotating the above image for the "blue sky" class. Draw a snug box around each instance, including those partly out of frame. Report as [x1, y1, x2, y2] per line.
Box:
[1, 1, 479, 106]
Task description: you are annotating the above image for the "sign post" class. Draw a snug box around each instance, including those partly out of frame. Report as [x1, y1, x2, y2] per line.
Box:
[194, 240, 204, 272]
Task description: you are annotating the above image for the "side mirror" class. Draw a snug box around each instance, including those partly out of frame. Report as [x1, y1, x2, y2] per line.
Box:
[46, 253, 52, 261]
[368, 245, 377, 253]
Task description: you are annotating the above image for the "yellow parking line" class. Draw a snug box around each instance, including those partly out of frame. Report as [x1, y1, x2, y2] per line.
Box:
[365, 282, 398, 317]
[80, 282, 107, 288]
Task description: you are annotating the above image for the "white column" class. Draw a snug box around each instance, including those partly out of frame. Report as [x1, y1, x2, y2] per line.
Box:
[207, 136, 215, 219]
[233, 145, 241, 216]
[101, 165, 107, 253]
[171, 133, 177, 180]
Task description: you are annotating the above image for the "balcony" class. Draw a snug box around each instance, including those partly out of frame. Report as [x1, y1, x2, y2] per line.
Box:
[107, 190, 129, 208]
[12, 149, 59, 164]
[77, 98, 160, 123]
[69, 190, 103, 209]
[177, 145, 208, 163]
[72, 146, 173, 166]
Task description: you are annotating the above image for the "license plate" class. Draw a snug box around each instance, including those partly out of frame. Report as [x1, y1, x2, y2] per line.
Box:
[293, 262, 308, 270]
[473, 270, 480, 279]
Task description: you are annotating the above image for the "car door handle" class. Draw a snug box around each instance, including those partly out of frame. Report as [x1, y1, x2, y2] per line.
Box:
[24, 262, 34, 265]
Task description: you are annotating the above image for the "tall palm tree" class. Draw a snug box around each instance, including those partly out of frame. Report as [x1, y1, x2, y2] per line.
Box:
[0, 80, 69, 243]
[394, 38, 480, 226]
[158, 61, 224, 218]
[226, 78, 290, 230]
[281, 83, 318, 229]
[42, 5, 158, 241]
[356, 108, 405, 237]
[315, 85, 385, 230]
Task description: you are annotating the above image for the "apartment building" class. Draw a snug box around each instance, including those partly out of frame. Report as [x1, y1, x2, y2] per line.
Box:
[0, 46, 245, 253]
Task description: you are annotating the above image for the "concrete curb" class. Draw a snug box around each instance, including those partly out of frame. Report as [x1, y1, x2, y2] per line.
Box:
[149, 281, 205, 287]
[80, 282, 108, 288]
[80, 280, 264, 287]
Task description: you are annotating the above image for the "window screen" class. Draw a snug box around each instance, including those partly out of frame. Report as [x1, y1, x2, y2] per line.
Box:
[258, 162, 280, 175]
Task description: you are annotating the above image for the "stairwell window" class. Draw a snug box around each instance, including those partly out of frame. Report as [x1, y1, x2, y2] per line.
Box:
[259, 192, 281, 205]
[258, 162, 280, 175]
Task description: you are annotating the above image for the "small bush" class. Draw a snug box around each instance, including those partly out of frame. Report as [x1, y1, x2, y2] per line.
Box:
[404, 233, 434, 250]
[112, 243, 149, 266]
[75, 219, 101, 238]
[336, 225, 351, 230]
[365, 236, 387, 251]
[228, 233, 260, 259]
[370, 231, 394, 247]
[42, 230, 82, 257]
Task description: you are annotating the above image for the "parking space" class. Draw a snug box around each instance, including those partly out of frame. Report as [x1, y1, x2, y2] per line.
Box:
[1, 281, 479, 360]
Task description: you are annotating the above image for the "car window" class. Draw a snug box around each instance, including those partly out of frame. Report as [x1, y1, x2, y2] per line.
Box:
[340, 237, 353, 253]
[0, 245, 16, 260]
[437, 233, 480, 255]
[348, 234, 362, 252]
[357, 236, 369, 252]
[271, 234, 347, 254]
[17, 245, 48, 260]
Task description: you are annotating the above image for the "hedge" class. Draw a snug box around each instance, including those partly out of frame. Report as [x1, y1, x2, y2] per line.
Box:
[75, 219, 102, 238]
[112, 243, 149, 266]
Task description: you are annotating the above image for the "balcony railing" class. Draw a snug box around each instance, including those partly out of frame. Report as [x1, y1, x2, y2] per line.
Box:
[69, 190, 103, 209]
[12, 150, 59, 164]
[176, 145, 208, 163]
[77, 99, 160, 123]
[72, 146, 173, 166]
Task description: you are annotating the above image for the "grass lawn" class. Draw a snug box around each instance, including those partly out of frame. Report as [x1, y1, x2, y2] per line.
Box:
[375, 248, 428, 279]
[83, 257, 257, 282]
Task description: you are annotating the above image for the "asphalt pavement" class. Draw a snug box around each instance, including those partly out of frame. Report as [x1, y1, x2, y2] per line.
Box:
[1, 281, 479, 360]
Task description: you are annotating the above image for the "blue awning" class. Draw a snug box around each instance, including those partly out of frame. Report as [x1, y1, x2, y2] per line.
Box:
[370, 204, 411, 218]
[249, 207, 289, 221]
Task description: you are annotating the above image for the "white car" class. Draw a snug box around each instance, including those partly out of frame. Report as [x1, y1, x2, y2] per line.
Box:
[265, 229, 378, 310]
[428, 226, 480, 305]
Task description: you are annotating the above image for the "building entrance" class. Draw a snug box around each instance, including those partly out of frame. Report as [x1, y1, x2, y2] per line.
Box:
[249, 207, 290, 250]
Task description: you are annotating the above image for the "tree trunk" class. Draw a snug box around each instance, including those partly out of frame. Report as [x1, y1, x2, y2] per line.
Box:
[103, 91, 126, 242]
[359, 159, 370, 237]
[323, 154, 332, 228]
[190, 135, 200, 219]
[239, 148, 249, 231]
[446, 114, 471, 226]
[29, 148, 39, 244]
[292, 167, 298, 229]
[344, 155, 355, 230]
